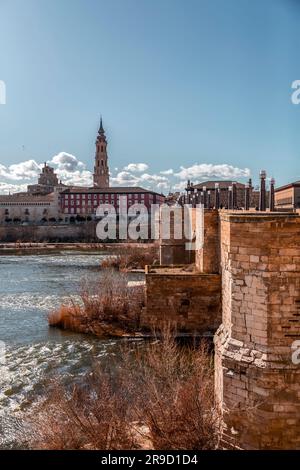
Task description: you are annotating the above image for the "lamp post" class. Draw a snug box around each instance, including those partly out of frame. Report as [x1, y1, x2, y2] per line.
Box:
[228, 185, 233, 210]
[215, 182, 220, 209]
[245, 183, 250, 211]
[269, 178, 275, 212]
[259, 170, 267, 211]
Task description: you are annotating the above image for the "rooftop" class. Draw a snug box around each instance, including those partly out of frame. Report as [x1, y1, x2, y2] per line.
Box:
[192, 180, 246, 190]
[60, 186, 164, 196]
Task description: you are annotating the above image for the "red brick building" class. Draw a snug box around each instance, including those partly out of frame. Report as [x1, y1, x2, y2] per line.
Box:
[60, 186, 165, 220]
[60, 120, 165, 221]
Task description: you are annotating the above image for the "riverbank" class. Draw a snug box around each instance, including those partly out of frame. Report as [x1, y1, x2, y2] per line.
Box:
[0, 241, 157, 255]
[0, 251, 146, 449]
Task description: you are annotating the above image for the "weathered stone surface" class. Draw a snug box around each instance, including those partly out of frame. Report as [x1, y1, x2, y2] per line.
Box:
[215, 212, 300, 450]
[142, 267, 221, 334]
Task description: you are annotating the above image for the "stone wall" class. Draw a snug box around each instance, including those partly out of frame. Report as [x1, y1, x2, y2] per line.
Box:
[0, 222, 98, 242]
[215, 212, 300, 449]
[142, 266, 221, 334]
[159, 206, 195, 265]
[195, 209, 220, 273]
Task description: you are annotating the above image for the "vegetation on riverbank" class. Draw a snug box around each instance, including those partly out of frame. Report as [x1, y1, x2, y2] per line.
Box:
[24, 331, 220, 450]
[48, 271, 145, 337]
[99, 245, 159, 271]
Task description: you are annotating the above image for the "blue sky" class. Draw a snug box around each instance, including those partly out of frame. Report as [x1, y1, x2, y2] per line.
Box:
[0, 0, 299, 194]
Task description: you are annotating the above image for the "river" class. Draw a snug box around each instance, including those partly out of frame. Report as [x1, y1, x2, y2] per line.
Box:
[0, 251, 143, 448]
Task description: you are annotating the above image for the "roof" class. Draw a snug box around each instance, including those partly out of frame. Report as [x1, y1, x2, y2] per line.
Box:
[275, 181, 300, 192]
[60, 186, 165, 197]
[0, 193, 55, 202]
[192, 180, 246, 190]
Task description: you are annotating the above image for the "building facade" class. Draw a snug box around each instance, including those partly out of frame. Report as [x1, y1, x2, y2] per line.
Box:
[0, 119, 165, 227]
[275, 181, 300, 209]
[60, 187, 165, 221]
[27, 163, 62, 195]
[0, 192, 60, 224]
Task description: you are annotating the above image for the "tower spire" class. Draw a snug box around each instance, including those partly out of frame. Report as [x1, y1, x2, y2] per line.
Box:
[94, 117, 109, 188]
[99, 116, 104, 134]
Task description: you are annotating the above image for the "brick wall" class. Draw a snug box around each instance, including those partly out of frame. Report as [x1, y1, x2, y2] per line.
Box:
[196, 209, 220, 273]
[215, 212, 300, 449]
[142, 267, 221, 334]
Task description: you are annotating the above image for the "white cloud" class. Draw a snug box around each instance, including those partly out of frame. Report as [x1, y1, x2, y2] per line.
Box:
[0, 160, 41, 180]
[174, 163, 250, 181]
[0, 153, 92, 193]
[50, 152, 85, 172]
[0, 182, 28, 194]
[62, 170, 93, 187]
[123, 163, 149, 172]
[157, 181, 169, 190]
[140, 173, 169, 184]
[0, 154, 251, 196]
[111, 171, 139, 186]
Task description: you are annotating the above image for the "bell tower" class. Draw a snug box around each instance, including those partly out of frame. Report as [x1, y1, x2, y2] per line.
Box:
[93, 117, 109, 188]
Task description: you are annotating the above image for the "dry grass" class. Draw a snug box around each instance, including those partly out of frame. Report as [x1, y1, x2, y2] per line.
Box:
[23, 329, 221, 450]
[100, 245, 158, 271]
[48, 271, 145, 337]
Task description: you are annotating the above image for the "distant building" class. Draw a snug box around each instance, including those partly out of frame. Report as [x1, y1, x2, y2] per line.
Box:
[275, 181, 300, 209]
[0, 118, 165, 226]
[27, 163, 66, 195]
[183, 179, 261, 209]
[60, 186, 165, 222]
[0, 192, 60, 224]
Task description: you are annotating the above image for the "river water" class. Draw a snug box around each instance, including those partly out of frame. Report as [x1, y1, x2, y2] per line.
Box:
[0, 251, 142, 448]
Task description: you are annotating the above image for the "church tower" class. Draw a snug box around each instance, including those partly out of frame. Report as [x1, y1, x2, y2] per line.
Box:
[93, 117, 109, 188]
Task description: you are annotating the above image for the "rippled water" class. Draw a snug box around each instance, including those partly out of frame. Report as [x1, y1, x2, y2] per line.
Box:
[0, 251, 142, 448]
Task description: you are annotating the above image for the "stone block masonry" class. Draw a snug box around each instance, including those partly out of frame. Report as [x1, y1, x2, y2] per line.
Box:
[0, 223, 99, 243]
[196, 209, 219, 273]
[142, 266, 221, 334]
[215, 212, 300, 449]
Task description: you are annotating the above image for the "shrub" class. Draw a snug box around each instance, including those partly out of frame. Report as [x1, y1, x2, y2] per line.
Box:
[22, 330, 221, 450]
[100, 246, 158, 271]
[48, 271, 145, 337]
